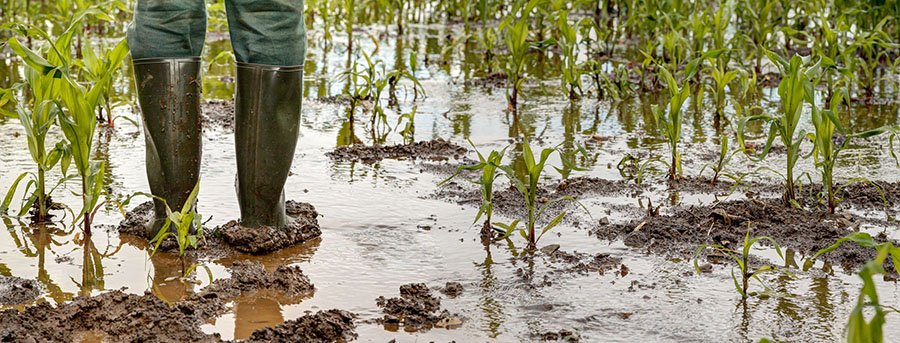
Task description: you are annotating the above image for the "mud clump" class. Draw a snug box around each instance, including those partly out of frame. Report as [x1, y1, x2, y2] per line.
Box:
[188, 261, 316, 319]
[327, 139, 467, 163]
[593, 198, 896, 271]
[0, 291, 218, 343]
[376, 283, 461, 330]
[116, 201, 154, 238]
[545, 250, 624, 276]
[245, 309, 357, 343]
[201, 99, 235, 130]
[217, 201, 322, 254]
[0, 275, 40, 305]
[439, 282, 464, 297]
[536, 329, 581, 342]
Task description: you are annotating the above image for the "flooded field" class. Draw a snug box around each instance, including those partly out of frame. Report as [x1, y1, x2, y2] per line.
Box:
[1, 0, 900, 342]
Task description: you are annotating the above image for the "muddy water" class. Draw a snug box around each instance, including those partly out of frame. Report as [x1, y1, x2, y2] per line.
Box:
[1, 24, 899, 342]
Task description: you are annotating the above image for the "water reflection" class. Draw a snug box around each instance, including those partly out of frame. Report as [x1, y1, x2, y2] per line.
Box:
[73, 232, 123, 297]
[477, 246, 505, 338]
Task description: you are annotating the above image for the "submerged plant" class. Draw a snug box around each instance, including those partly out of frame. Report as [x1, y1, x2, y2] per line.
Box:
[494, 137, 586, 250]
[738, 53, 818, 206]
[694, 226, 784, 299]
[439, 141, 507, 242]
[653, 66, 691, 180]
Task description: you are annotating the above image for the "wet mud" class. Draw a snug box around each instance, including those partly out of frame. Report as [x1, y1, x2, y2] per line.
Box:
[244, 309, 357, 343]
[375, 283, 462, 331]
[0, 261, 338, 343]
[201, 100, 235, 131]
[0, 275, 40, 305]
[592, 198, 897, 271]
[327, 139, 467, 163]
[534, 328, 581, 342]
[117, 201, 322, 255]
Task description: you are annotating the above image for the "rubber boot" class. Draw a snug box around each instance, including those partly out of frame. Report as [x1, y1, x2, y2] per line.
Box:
[234, 62, 303, 228]
[132, 58, 203, 238]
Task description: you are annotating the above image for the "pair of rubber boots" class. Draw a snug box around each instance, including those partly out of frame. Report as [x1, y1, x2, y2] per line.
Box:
[132, 57, 303, 237]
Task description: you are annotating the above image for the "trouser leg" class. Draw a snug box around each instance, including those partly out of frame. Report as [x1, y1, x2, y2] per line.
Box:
[226, 0, 306, 228]
[127, 0, 206, 237]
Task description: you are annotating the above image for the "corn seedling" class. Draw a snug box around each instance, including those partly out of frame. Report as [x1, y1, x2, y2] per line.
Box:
[500, 0, 539, 114]
[699, 135, 742, 186]
[738, 53, 818, 206]
[396, 106, 416, 144]
[79, 39, 131, 127]
[653, 66, 691, 180]
[150, 182, 204, 277]
[494, 137, 587, 249]
[557, 11, 582, 100]
[693, 226, 784, 299]
[439, 140, 507, 241]
[705, 56, 739, 120]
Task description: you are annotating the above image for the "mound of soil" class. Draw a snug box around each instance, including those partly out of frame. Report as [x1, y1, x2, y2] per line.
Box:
[0, 261, 335, 343]
[375, 283, 461, 330]
[245, 309, 357, 343]
[535, 329, 581, 342]
[543, 248, 624, 276]
[116, 201, 154, 238]
[0, 291, 218, 343]
[201, 99, 235, 130]
[0, 275, 40, 305]
[217, 201, 322, 254]
[327, 139, 467, 163]
[592, 198, 895, 271]
[439, 282, 464, 297]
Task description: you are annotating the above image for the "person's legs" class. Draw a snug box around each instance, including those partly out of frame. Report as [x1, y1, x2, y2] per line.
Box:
[225, 0, 307, 228]
[127, 0, 206, 237]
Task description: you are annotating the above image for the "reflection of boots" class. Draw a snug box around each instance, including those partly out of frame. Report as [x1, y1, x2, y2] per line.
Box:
[234, 63, 303, 228]
[132, 58, 203, 238]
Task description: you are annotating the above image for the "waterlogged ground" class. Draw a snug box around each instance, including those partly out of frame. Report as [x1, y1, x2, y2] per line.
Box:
[1, 24, 900, 342]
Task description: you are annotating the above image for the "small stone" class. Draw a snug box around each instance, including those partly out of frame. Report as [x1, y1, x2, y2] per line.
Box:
[540, 244, 561, 255]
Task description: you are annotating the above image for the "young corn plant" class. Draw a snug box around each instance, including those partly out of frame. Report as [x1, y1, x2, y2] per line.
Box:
[808, 93, 890, 214]
[653, 66, 691, 180]
[150, 182, 204, 277]
[80, 39, 131, 127]
[557, 11, 582, 100]
[494, 137, 587, 250]
[500, 0, 539, 114]
[693, 226, 784, 299]
[439, 141, 507, 242]
[705, 56, 739, 121]
[738, 53, 818, 206]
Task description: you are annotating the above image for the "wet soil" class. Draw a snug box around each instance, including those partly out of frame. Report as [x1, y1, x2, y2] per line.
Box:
[201, 100, 235, 131]
[245, 309, 357, 343]
[117, 201, 322, 255]
[0, 261, 333, 343]
[534, 329, 581, 342]
[591, 198, 897, 271]
[375, 283, 461, 331]
[327, 139, 467, 163]
[217, 201, 322, 254]
[0, 275, 40, 305]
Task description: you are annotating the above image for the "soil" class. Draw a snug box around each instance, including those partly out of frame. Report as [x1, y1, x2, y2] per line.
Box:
[0, 275, 40, 305]
[117, 201, 322, 255]
[245, 309, 357, 343]
[201, 99, 235, 131]
[327, 139, 467, 163]
[439, 282, 464, 298]
[543, 249, 625, 277]
[534, 329, 581, 342]
[591, 198, 897, 271]
[0, 261, 336, 343]
[375, 283, 461, 330]
[462, 71, 508, 88]
[217, 201, 322, 254]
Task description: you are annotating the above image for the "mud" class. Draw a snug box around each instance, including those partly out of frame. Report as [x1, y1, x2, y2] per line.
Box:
[0, 275, 40, 305]
[439, 281, 464, 297]
[375, 283, 460, 330]
[217, 201, 322, 254]
[592, 198, 896, 271]
[534, 329, 581, 342]
[0, 261, 329, 343]
[543, 249, 624, 276]
[201, 99, 235, 131]
[245, 309, 357, 343]
[462, 71, 507, 88]
[327, 139, 467, 163]
[118, 201, 322, 255]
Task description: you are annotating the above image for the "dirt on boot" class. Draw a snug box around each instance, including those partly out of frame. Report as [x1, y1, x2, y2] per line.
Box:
[217, 201, 322, 254]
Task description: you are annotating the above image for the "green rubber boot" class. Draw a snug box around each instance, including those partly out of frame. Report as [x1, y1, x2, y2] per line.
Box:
[234, 62, 303, 228]
[132, 58, 203, 238]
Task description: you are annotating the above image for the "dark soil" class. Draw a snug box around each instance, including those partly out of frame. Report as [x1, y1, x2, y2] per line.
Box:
[592, 198, 897, 271]
[0, 261, 342, 343]
[327, 139, 467, 163]
[542, 248, 625, 276]
[463, 71, 507, 88]
[245, 309, 357, 343]
[534, 329, 581, 342]
[375, 283, 461, 330]
[117, 201, 322, 255]
[439, 282, 464, 297]
[0, 275, 40, 305]
[217, 201, 322, 254]
[201, 99, 235, 130]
